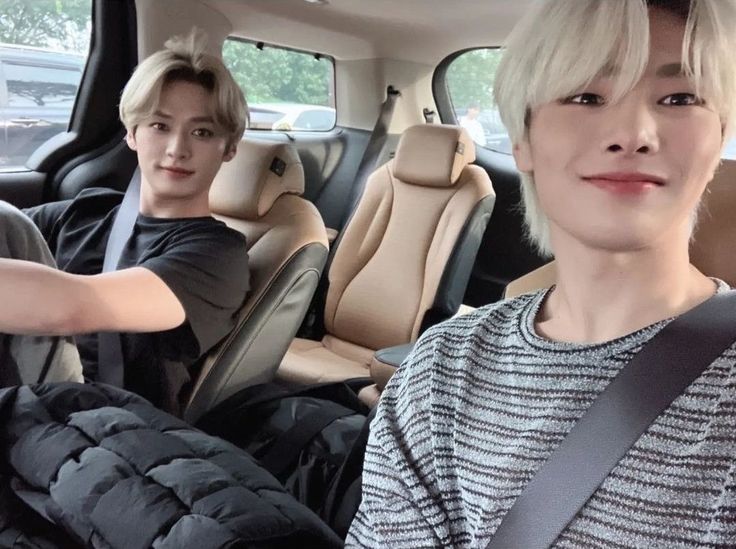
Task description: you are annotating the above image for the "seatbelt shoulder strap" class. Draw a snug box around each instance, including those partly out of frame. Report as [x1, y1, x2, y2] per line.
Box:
[486, 290, 736, 549]
[97, 169, 141, 386]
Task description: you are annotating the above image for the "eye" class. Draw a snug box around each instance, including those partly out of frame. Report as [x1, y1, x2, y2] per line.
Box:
[659, 93, 704, 106]
[150, 122, 167, 131]
[193, 128, 214, 138]
[563, 93, 605, 106]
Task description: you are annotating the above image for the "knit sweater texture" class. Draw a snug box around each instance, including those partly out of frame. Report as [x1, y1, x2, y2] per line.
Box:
[347, 287, 736, 548]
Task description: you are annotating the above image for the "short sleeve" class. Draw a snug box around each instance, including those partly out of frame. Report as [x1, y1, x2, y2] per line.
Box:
[346, 328, 452, 548]
[23, 199, 74, 242]
[142, 224, 249, 355]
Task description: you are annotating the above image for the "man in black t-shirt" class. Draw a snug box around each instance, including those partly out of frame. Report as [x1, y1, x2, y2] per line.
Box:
[0, 31, 250, 413]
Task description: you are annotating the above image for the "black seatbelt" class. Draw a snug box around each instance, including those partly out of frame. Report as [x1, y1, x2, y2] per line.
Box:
[97, 169, 141, 386]
[341, 85, 400, 228]
[260, 405, 355, 477]
[486, 290, 736, 549]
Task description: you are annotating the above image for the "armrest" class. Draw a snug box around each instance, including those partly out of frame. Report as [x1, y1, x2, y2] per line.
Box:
[370, 343, 414, 390]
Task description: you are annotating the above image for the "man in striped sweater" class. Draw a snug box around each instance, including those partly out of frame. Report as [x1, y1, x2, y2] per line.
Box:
[347, 0, 736, 547]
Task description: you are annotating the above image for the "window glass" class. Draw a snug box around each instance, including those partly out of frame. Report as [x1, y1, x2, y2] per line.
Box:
[223, 38, 335, 132]
[723, 138, 736, 161]
[445, 48, 511, 154]
[0, 0, 91, 169]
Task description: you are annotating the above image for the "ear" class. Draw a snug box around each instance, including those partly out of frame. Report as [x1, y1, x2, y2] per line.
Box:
[222, 144, 237, 162]
[125, 129, 138, 151]
[513, 138, 534, 173]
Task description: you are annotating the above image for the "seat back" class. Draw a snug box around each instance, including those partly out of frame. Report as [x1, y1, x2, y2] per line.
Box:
[504, 161, 736, 297]
[324, 124, 495, 351]
[184, 139, 329, 422]
[690, 161, 736, 286]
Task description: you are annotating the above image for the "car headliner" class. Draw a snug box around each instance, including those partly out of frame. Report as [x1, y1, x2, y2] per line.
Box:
[206, 0, 535, 64]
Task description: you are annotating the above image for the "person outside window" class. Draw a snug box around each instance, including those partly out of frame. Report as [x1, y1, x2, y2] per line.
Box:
[459, 102, 487, 147]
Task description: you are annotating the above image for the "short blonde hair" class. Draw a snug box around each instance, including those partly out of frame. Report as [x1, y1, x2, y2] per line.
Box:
[494, 0, 736, 257]
[119, 29, 247, 149]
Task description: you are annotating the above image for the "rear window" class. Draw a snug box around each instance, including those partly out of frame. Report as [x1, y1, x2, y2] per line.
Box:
[223, 38, 335, 132]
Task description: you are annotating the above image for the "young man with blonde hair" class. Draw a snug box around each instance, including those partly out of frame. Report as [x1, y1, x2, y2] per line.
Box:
[348, 0, 736, 547]
[0, 31, 249, 413]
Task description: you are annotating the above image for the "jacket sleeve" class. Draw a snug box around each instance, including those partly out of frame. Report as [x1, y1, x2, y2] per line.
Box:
[345, 330, 453, 548]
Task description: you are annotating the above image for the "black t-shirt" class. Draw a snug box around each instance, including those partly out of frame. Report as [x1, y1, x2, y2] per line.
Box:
[24, 188, 249, 412]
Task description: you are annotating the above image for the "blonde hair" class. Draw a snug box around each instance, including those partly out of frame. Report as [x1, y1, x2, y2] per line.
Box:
[494, 0, 736, 257]
[119, 29, 247, 149]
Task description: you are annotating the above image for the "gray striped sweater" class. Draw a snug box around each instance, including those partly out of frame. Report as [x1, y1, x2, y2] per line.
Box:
[346, 288, 736, 548]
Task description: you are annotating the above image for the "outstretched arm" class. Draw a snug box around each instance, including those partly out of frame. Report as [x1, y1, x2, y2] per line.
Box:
[0, 259, 185, 336]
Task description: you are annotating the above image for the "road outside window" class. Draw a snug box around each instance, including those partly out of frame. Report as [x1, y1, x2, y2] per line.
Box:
[223, 38, 335, 133]
[0, 0, 91, 170]
[446, 48, 511, 155]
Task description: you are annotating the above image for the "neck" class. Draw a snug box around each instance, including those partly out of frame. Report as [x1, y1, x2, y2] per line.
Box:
[139, 185, 210, 219]
[536, 231, 716, 344]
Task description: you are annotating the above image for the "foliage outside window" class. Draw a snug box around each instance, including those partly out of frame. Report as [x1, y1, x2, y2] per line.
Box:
[223, 38, 335, 132]
[0, 0, 91, 170]
[445, 48, 510, 155]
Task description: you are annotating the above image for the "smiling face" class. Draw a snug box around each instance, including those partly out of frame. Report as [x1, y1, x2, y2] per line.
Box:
[513, 7, 723, 255]
[125, 79, 235, 216]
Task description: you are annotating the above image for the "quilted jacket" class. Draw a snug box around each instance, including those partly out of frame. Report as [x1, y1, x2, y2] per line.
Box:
[0, 382, 342, 548]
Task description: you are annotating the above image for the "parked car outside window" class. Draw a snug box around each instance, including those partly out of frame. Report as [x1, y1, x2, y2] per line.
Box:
[0, 44, 85, 169]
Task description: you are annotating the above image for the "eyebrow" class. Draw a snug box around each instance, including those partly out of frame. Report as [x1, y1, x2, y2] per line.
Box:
[152, 110, 215, 123]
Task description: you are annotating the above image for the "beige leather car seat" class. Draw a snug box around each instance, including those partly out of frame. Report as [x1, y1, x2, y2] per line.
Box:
[505, 161, 736, 298]
[278, 124, 495, 385]
[183, 139, 329, 423]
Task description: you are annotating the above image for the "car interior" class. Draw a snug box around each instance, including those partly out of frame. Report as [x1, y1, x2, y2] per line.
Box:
[2, 0, 736, 543]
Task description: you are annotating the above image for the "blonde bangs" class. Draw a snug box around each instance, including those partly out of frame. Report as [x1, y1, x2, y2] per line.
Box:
[119, 29, 247, 148]
[493, 0, 736, 258]
[683, 0, 736, 137]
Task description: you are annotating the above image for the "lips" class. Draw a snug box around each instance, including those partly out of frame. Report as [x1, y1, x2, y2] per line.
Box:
[160, 166, 194, 177]
[582, 172, 665, 195]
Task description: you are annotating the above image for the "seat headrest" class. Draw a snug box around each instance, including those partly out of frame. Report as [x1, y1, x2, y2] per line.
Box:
[392, 124, 476, 187]
[209, 139, 304, 220]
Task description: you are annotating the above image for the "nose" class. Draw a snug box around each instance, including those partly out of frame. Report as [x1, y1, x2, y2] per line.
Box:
[166, 131, 191, 160]
[600, 96, 659, 156]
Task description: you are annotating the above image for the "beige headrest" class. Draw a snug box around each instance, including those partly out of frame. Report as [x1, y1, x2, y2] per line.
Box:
[209, 139, 304, 220]
[393, 124, 476, 188]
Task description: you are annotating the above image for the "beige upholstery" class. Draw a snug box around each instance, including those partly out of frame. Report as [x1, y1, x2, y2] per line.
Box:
[504, 261, 556, 299]
[690, 161, 736, 286]
[279, 124, 495, 385]
[504, 160, 736, 297]
[183, 138, 328, 422]
[393, 124, 475, 187]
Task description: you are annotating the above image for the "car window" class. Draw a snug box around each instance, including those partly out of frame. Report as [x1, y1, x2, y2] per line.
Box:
[0, 1, 91, 170]
[445, 48, 511, 155]
[292, 109, 336, 131]
[723, 138, 736, 160]
[4, 62, 81, 107]
[223, 38, 335, 132]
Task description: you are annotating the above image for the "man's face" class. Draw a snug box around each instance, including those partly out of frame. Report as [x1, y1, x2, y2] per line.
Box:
[126, 79, 235, 208]
[513, 8, 723, 255]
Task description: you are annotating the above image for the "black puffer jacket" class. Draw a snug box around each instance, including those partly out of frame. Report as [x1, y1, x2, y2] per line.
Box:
[0, 382, 342, 548]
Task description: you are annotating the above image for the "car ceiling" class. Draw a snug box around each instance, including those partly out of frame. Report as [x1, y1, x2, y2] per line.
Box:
[206, 0, 535, 64]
